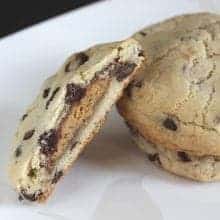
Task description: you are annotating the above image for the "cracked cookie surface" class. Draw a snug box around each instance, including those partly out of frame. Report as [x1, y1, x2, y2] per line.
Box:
[118, 13, 220, 157]
[9, 38, 145, 202]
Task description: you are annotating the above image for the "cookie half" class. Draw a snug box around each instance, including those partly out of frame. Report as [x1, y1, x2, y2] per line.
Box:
[9, 38, 145, 202]
[130, 127, 220, 182]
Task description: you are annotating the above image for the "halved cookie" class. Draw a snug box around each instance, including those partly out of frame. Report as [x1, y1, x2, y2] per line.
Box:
[9, 38, 145, 202]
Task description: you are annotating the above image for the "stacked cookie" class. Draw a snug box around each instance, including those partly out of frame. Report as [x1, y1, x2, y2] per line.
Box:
[9, 12, 220, 203]
[118, 13, 220, 181]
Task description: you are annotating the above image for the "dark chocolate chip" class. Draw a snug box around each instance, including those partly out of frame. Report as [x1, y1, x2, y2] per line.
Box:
[52, 171, 63, 184]
[38, 129, 58, 156]
[15, 146, 22, 157]
[23, 129, 35, 140]
[43, 88, 51, 98]
[65, 83, 86, 104]
[20, 189, 41, 202]
[148, 153, 161, 165]
[21, 114, 28, 121]
[114, 62, 137, 81]
[28, 168, 37, 178]
[75, 52, 89, 66]
[177, 151, 191, 162]
[65, 52, 89, 72]
[148, 153, 158, 162]
[70, 141, 78, 151]
[138, 50, 144, 57]
[118, 46, 123, 51]
[163, 118, 178, 131]
[139, 31, 147, 36]
[65, 62, 72, 72]
[45, 87, 60, 109]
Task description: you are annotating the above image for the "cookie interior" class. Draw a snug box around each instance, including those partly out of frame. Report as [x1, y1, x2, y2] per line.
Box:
[9, 39, 144, 202]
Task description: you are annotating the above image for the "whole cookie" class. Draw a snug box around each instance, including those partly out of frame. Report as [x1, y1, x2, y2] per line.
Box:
[117, 13, 220, 181]
[9, 38, 145, 202]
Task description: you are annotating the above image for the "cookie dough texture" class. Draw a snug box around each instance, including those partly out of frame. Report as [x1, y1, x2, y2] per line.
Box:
[118, 13, 220, 181]
[9, 38, 144, 202]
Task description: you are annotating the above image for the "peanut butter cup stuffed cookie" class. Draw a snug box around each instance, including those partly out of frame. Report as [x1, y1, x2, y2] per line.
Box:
[117, 13, 220, 181]
[9, 39, 145, 202]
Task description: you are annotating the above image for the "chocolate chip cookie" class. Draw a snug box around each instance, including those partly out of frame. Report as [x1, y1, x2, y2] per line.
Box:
[118, 13, 220, 181]
[9, 38, 145, 202]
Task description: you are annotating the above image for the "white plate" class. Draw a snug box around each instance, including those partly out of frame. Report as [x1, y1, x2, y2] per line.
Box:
[0, 0, 220, 219]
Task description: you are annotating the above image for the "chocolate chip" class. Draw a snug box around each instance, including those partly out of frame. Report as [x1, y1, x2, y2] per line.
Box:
[38, 129, 58, 156]
[65, 52, 89, 72]
[139, 31, 147, 36]
[70, 141, 78, 151]
[177, 151, 191, 162]
[15, 146, 22, 157]
[76, 52, 89, 66]
[65, 83, 86, 104]
[118, 46, 123, 51]
[21, 114, 28, 121]
[23, 129, 35, 140]
[148, 153, 161, 165]
[28, 168, 37, 178]
[43, 88, 51, 98]
[148, 153, 158, 161]
[114, 62, 137, 81]
[138, 50, 144, 57]
[163, 118, 177, 131]
[19, 189, 41, 202]
[52, 171, 63, 184]
[45, 87, 60, 109]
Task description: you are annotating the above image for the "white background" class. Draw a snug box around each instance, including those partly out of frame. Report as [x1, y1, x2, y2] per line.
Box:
[0, 0, 220, 219]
